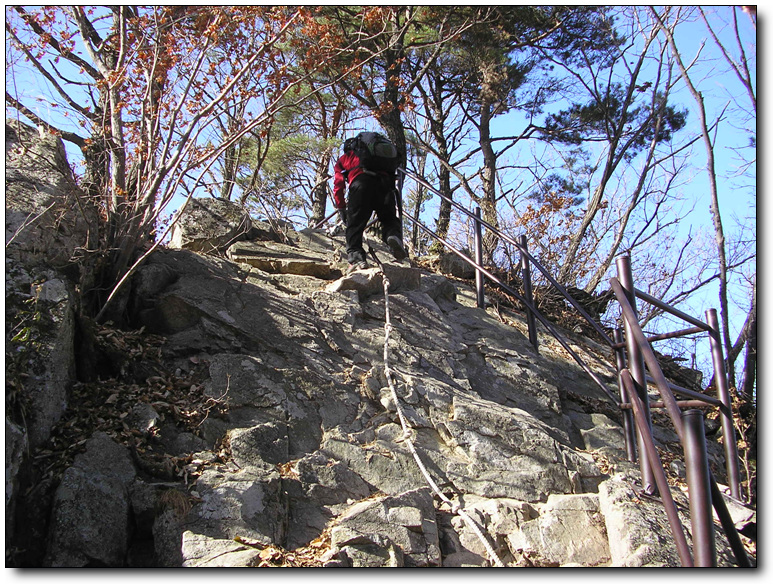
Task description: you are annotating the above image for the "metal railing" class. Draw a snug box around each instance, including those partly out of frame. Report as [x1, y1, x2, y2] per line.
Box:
[611, 257, 749, 566]
[397, 168, 619, 397]
[392, 167, 750, 567]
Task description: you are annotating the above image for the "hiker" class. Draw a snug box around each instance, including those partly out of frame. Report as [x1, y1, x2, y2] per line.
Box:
[333, 132, 407, 272]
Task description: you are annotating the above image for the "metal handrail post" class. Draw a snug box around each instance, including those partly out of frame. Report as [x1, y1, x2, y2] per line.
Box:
[611, 278, 686, 434]
[682, 409, 717, 566]
[520, 235, 538, 351]
[706, 308, 742, 500]
[616, 255, 657, 495]
[621, 371, 694, 567]
[614, 328, 637, 462]
[473, 208, 485, 309]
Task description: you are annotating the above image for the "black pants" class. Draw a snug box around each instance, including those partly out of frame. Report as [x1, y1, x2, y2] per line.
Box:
[346, 173, 402, 264]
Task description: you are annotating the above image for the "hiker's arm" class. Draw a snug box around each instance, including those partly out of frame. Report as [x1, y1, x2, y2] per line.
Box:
[333, 156, 347, 209]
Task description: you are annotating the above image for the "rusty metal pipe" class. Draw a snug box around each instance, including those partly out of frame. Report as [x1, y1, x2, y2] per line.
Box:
[643, 376, 724, 408]
[520, 235, 538, 351]
[312, 209, 339, 230]
[682, 410, 717, 566]
[709, 476, 752, 567]
[620, 371, 694, 567]
[614, 329, 637, 462]
[633, 288, 712, 331]
[473, 208, 485, 309]
[616, 257, 657, 495]
[706, 309, 742, 500]
[619, 400, 715, 410]
[614, 284, 751, 567]
[519, 244, 615, 347]
[611, 277, 685, 439]
[610, 326, 706, 349]
[643, 325, 706, 343]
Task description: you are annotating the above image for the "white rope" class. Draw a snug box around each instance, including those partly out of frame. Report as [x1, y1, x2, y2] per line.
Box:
[370, 249, 506, 568]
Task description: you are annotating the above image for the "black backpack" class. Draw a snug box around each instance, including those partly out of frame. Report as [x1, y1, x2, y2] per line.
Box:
[345, 131, 401, 173]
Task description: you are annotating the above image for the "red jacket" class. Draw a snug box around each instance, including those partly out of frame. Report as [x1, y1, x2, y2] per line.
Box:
[332, 151, 363, 209]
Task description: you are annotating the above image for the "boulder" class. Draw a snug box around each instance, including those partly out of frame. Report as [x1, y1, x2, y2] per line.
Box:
[182, 531, 261, 568]
[330, 488, 441, 567]
[227, 234, 343, 279]
[181, 532, 262, 567]
[420, 272, 457, 304]
[200, 353, 329, 457]
[283, 451, 373, 549]
[183, 463, 285, 544]
[598, 471, 686, 567]
[714, 488, 756, 541]
[169, 197, 252, 252]
[45, 432, 137, 567]
[531, 493, 611, 566]
[229, 422, 289, 466]
[5, 191, 752, 568]
[437, 251, 476, 279]
[6, 121, 83, 452]
[153, 508, 185, 567]
[319, 426, 431, 497]
[441, 393, 600, 502]
[325, 264, 422, 297]
[445, 497, 537, 566]
[131, 249, 343, 363]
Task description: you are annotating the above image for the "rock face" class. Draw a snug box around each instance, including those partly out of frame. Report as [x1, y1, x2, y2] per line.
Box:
[330, 488, 441, 567]
[5, 119, 94, 269]
[5, 120, 85, 449]
[5, 121, 85, 545]
[94, 220, 750, 567]
[5, 119, 754, 568]
[5, 265, 77, 450]
[169, 197, 253, 252]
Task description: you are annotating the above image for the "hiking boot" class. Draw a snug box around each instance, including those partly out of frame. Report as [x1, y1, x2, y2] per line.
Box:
[347, 260, 368, 274]
[387, 236, 407, 261]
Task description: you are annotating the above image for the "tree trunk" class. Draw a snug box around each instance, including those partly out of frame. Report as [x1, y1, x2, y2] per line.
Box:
[653, 8, 736, 384]
[425, 79, 454, 247]
[376, 16, 409, 231]
[378, 8, 409, 164]
[555, 26, 656, 287]
[410, 151, 427, 250]
[310, 156, 331, 226]
[434, 164, 453, 243]
[220, 142, 239, 201]
[478, 92, 500, 264]
[584, 95, 670, 292]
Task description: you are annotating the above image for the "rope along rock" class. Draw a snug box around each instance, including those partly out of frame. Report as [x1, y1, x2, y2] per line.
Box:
[367, 246, 506, 568]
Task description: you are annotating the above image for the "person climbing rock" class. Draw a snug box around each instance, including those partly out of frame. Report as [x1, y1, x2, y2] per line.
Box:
[332, 132, 407, 273]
